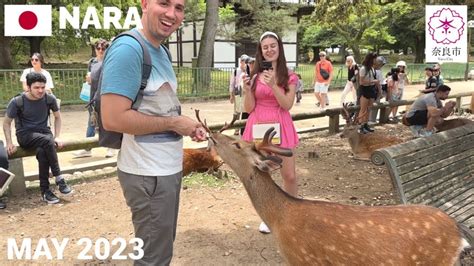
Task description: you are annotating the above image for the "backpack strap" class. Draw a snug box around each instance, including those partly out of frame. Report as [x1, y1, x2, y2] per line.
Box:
[45, 94, 56, 112]
[161, 44, 172, 62]
[14, 94, 24, 121]
[115, 30, 152, 93]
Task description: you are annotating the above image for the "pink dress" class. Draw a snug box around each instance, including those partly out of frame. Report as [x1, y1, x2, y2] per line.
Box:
[242, 73, 299, 149]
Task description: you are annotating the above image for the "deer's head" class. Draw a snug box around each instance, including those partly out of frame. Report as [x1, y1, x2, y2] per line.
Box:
[340, 103, 359, 139]
[195, 110, 292, 178]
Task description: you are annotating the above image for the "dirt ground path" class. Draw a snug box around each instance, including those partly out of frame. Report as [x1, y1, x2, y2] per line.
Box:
[0, 126, 404, 265]
[0, 81, 472, 265]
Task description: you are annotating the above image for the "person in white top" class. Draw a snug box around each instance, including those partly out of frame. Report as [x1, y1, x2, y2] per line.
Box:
[20, 53, 54, 94]
[340, 55, 358, 105]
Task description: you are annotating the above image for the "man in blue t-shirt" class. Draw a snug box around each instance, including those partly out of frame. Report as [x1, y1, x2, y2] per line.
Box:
[3, 72, 72, 204]
[100, 1, 206, 265]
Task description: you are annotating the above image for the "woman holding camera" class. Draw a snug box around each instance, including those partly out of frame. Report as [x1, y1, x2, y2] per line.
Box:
[242, 31, 299, 234]
[340, 55, 358, 105]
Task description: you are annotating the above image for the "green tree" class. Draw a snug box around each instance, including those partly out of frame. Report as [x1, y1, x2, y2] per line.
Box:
[1, 0, 141, 68]
[311, 1, 395, 63]
[299, 16, 343, 63]
[228, 0, 298, 42]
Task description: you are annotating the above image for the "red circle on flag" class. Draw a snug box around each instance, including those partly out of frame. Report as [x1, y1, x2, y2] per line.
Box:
[18, 11, 38, 30]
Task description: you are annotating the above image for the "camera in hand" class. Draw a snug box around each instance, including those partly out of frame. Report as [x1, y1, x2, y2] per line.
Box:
[261, 61, 273, 71]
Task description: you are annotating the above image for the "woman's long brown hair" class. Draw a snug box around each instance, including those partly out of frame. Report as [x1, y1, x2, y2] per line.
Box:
[250, 33, 290, 93]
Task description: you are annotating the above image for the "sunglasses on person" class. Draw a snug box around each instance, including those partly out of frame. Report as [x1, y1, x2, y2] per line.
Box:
[319, 55, 325, 57]
[31, 58, 39, 62]
[96, 47, 106, 51]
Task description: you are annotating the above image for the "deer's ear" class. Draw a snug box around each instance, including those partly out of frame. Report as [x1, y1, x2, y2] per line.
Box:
[255, 156, 282, 172]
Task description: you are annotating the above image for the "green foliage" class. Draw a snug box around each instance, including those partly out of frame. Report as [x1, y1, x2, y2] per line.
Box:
[183, 172, 231, 188]
[223, 0, 298, 42]
[8, 0, 142, 64]
[299, 17, 342, 50]
[185, 0, 206, 22]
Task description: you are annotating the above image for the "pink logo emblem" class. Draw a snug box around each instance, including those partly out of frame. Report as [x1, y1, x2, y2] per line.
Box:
[428, 8, 465, 45]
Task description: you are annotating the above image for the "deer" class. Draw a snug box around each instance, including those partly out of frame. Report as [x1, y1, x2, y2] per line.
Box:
[182, 146, 222, 177]
[340, 103, 404, 160]
[195, 110, 471, 265]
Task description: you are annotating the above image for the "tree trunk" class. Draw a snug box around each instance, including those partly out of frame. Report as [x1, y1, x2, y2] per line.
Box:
[0, 35, 13, 68]
[414, 35, 425, 63]
[311, 47, 320, 64]
[351, 45, 362, 64]
[0, 3, 14, 68]
[28, 37, 44, 56]
[196, 0, 219, 92]
[338, 44, 346, 63]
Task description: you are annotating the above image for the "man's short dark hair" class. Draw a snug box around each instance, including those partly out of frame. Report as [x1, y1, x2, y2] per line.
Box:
[26, 72, 47, 87]
[436, 85, 451, 93]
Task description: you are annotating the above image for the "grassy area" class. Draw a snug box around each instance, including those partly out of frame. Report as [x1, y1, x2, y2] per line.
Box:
[182, 172, 233, 188]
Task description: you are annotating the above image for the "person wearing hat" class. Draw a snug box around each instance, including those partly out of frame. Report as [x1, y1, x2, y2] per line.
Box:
[229, 54, 249, 135]
[313, 51, 333, 110]
[395, 60, 410, 95]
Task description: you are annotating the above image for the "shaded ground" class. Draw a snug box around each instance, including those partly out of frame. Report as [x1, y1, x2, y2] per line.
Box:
[1, 122, 471, 265]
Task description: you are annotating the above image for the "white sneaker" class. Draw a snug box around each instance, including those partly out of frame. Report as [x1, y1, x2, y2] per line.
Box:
[258, 222, 271, 234]
[72, 150, 92, 158]
[419, 129, 434, 137]
[105, 148, 116, 158]
[409, 125, 424, 137]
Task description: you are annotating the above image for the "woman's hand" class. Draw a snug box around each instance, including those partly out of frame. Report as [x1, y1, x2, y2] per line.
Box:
[261, 69, 276, 89]
[243, 74, 257, 92]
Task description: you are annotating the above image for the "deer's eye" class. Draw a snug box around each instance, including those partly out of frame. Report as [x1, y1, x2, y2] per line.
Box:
[232, 142, 241, 149]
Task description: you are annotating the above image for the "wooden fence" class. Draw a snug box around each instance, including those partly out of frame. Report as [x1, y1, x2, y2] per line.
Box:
[6, 91, 473, 195]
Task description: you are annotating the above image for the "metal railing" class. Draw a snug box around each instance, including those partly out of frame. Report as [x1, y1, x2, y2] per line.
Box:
[1, 63, 472, 106]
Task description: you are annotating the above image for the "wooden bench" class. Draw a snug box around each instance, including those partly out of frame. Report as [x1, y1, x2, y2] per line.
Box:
[371, 123, 474, 229]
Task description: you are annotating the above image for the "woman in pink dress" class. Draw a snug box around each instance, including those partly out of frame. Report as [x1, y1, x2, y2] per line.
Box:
[242, 31, 299, 234]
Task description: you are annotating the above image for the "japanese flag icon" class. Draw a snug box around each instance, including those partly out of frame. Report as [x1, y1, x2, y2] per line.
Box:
[4, 5, 52, 36]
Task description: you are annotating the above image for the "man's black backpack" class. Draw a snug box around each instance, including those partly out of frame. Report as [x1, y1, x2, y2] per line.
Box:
[90, 30, 170, 149]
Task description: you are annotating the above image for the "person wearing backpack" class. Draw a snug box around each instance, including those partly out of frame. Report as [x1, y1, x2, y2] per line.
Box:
[73, 39, 116, 159]
[3, 72, 72, 204]
[99, 1, 206, 265]
[313, 51, 333, 110]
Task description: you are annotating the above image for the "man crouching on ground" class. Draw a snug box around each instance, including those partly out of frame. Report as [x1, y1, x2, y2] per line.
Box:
[3, 72, 72, 204]
[404, 85, 456, 137]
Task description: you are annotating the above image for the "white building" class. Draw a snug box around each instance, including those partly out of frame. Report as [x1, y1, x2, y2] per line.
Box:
[166, 1, 315, 68]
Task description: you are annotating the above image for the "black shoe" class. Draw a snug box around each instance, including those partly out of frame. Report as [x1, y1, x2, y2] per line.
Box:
[42, 190, 60, 204]
[56, 179, 72, 195]
[0, 201, 6, 209]
[364, 123, 374, 132]
[359, 126, 369, 134]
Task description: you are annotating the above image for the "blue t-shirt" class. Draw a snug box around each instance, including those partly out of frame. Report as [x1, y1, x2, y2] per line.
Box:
[101, 29, 183, 176]
[6, 94, 59, 134]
